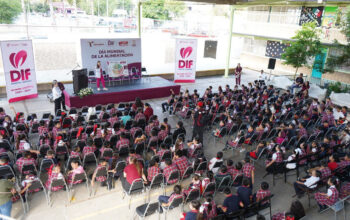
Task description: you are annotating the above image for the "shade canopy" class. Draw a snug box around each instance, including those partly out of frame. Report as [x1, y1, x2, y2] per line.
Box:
[176, 0, 350, 6]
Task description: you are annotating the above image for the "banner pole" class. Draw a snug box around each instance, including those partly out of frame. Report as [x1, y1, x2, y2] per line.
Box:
[138, 1, 142, 38]
[224, 6, 234, 78]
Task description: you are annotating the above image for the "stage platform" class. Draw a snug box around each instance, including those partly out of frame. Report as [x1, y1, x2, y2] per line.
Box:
[65, 77, 181, 108]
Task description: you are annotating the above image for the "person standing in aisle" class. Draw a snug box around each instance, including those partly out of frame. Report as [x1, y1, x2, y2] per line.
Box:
[235, 63, 242, 85]
[57, 81, 67, 111]
[192, 102, 205, 144]
[95, 61, 108, 91]
[52, 80, 62, 115]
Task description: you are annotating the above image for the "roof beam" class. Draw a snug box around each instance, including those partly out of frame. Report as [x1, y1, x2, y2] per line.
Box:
[176, 0, 350, 6]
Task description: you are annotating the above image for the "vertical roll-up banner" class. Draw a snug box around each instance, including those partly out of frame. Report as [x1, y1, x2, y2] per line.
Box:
[174, 38, 197, 83]
[0, 40, 38, 103]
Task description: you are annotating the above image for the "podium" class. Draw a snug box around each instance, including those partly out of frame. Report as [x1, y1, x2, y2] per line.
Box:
[73, 69, 88, 94]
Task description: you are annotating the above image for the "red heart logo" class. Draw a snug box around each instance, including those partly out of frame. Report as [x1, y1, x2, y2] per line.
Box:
[9, 50, 27, 68]
[180, 47, 192, 59]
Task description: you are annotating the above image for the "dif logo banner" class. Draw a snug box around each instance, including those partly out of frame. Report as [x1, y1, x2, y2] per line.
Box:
[178, 47, 193, 69]
[8, 50, 31, 83]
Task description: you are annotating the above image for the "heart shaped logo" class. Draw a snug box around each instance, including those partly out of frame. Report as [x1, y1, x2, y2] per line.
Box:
[9, 50, 27, 68]
[180, 47, 192, 59]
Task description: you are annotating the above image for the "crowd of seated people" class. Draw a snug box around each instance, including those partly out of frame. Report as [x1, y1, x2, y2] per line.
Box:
[0, 76, 348, 219]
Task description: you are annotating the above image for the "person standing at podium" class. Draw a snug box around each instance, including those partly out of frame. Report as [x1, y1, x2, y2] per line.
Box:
[95, 61, 108, 91]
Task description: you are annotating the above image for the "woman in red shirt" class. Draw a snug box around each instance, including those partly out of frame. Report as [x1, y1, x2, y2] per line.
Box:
[132, 97, 144, 112]
[144, 103, 154, 122]
[328, 154, 339, 171]
[121, 157, 147, 192]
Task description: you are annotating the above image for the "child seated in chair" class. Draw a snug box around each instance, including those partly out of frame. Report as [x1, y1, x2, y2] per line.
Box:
[213, 120, 225, 137]
[45, 165, 65, 191]
[67, 161, 85, 185]
[253, 181, 271, 205]
[223, 131, 244, 151]
[183, 174, 201, 197]
[158, 185, 183, 213]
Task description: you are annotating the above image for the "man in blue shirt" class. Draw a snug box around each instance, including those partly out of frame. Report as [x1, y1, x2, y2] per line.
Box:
[217, 187, 240, 214]
[237, 178, 252, 208]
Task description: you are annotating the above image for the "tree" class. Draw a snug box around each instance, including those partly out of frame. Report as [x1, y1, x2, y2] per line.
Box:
[0, 0, 21, 24]
[142, 0, 186, 20]
[281, 22, 322, 79]
[32, 3, 50, 14]
[324, 8, 350, 73]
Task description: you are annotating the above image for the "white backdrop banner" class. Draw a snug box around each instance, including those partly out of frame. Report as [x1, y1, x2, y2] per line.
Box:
[0, 40, 38, 103]
[174, 38, 197, 83]
[80, 38, 141, 78]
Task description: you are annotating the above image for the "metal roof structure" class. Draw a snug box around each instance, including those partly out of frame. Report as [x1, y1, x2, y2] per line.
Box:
[177, 0, 350, 6]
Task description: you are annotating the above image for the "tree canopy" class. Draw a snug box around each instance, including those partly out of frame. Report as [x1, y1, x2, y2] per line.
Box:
[0, 0, 22, 24]
[142, 0, 186, 20]
[281, 22, 322, 77]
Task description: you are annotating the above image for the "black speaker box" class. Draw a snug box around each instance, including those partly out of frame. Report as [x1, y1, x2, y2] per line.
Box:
[73, 68, 88, 94]
[268, 58, 276, 70]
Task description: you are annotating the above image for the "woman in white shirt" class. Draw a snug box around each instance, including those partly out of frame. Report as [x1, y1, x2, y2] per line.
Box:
[52, 80, 62, 115]
[95, 61, 108, 91]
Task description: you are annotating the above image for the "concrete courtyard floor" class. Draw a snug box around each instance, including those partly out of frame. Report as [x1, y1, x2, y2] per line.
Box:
[1, 70, 349, 220]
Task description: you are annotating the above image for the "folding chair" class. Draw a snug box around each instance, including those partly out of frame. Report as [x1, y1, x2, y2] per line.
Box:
[135, 143, 145, 156]
[47, 177, 70, 206]
[212, 161, 223, 173]
[256, 194, 274, 218]
[0, 165, 16, 179]
[62, 118, 72, 129]
[215, 175, 232, 195]
[160, 195, 184, 220]
[134, 202, 159, 220]
[183, 188, 200, 205]
[227, 125, 239, 137]
[181, 166, 194, 182]
[266, 128, 278, 140]
[160, 151, 172, 162]
[65, 156, 82, 172]
[250, 147, 267, 166]
[195, 161, 207, 175]
[213, 127, 227, 146]
[38, 159, 54, 177]
[55, 145, 69, 158]
[122, 178, 145, 209]
[226, 209, 245, 220]
[306, 134, 316, 143]
[145, 173, 164, 202]
[163, 170, 180, 195]
[201, 182, 216, 199]
[162, 136, 173, 148]
[69, 171, 90, 201]
[91, 166, 108, 196]
[286, 136, 297, 150]
[24, 178, 46, 212]
[320, 198, 347, 220]
[83, 153, 98, 169]
[101, 148, 113, 160]
[21, 164, 38, 178]
[118, 144, 130, 156]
